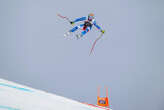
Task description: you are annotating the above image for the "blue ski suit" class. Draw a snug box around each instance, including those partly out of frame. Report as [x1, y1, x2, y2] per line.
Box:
[69, 16, 102, 37]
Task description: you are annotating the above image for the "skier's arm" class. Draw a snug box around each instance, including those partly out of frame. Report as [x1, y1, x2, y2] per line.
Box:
[73, 17, 87, 23]
[70, 17, 87, 25]
[93, 21, 105, 33]
[93, 21, 101, 30]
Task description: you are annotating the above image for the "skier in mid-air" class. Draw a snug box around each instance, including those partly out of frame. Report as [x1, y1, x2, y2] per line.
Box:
[63, 13, 105, 39]
[58, 13, 106, 54]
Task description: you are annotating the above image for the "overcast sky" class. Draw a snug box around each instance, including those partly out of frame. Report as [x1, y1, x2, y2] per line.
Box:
[0, 0, 164, 110]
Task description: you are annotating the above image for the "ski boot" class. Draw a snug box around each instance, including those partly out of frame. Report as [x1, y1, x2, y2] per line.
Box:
[64, 31, 71, 37]
[76, 34, 82, 39]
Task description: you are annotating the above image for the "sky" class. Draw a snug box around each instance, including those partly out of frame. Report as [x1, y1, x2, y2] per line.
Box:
[0, 0, 164, 110]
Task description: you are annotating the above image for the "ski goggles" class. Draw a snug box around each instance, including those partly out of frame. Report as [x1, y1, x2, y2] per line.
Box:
[88, 16, 94, 20]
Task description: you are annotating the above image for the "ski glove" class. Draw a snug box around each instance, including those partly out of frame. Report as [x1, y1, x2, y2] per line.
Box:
[101, 30, 105, 34]
[70, 21, 75, 25]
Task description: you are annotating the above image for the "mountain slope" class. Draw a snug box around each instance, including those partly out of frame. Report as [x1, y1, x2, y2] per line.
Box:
[0, 79, 107, 110]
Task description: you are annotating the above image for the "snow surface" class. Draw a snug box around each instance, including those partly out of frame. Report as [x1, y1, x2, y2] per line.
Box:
[0, 79, 110, 110]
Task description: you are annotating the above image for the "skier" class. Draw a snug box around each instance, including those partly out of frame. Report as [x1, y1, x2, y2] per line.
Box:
[64, 13, 105, 39]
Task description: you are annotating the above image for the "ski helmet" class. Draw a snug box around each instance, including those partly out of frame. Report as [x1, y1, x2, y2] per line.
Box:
[88, 13, 94, 20]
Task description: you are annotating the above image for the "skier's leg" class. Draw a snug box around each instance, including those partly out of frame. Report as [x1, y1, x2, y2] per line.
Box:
[81, 27, 90, 37]
[69, 24, 84, 32]
[76, 27, 91, 39]
[64, 24, 84, 37]
[69, 26, 78, 32]
[64, 25, 79, 37]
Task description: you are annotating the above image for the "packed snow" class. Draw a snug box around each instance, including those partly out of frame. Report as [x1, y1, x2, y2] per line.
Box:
[0, 79, 110, 110]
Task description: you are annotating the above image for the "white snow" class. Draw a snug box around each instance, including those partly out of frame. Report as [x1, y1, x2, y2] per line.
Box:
[0, 79, 108, 110]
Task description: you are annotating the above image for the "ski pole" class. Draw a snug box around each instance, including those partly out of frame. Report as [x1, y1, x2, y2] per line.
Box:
[57, 13, 71, 23]
[90, 33, 104, 55]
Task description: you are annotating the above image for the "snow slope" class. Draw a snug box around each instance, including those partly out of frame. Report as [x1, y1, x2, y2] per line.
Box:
[0, 79, 109, 110]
